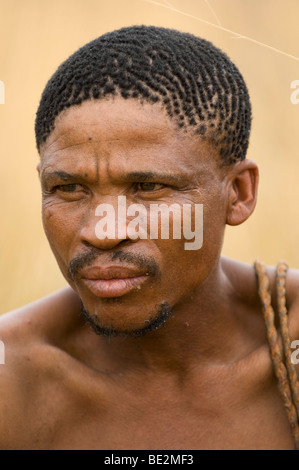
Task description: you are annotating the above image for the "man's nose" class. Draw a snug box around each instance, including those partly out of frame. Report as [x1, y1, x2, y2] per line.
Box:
[79, 196, 131, 250]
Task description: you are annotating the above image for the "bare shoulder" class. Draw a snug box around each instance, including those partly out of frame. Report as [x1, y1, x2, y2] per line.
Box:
[221, 256, 299, 332]
[0, 288, 82, 449]
[221, 257, 299, 379]
[0, 286, 83, 371]
[0, 287, 82, 335]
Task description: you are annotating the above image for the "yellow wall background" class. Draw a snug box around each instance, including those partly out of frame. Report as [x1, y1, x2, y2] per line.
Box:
[0, 0, 298, 313]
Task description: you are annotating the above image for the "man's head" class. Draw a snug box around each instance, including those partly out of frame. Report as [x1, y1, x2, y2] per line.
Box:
[35, 26, 258, 337]
[35, 25, 252, 165]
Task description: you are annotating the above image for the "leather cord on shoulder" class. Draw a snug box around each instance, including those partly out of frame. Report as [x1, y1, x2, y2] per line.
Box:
[254, 259, 299, 450]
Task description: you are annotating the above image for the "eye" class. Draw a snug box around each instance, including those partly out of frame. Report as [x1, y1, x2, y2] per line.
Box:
[57, 184, 83, 193]
[136, 182, 165, 192]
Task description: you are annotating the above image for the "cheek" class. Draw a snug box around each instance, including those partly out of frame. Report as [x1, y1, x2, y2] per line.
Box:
[157, 237, 214, 296]
[42, 203, 81, 259]
[203, 190, 227, 244]
[155, 195, 226, 295]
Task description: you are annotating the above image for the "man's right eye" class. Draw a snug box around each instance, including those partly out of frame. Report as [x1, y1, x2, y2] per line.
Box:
[57, 184, 82, 192]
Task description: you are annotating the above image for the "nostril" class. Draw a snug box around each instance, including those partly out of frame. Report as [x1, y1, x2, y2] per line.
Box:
[82, 240, 97, 249]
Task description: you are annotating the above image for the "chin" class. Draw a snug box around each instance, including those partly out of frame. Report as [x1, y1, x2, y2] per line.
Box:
[80, 301, 173, 338]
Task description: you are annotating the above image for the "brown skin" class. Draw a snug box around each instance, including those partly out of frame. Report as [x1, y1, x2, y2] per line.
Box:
[0, 97, 299, 450]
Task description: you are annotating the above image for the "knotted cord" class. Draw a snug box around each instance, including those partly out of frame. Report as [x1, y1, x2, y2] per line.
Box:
[254, 259, 299, 450]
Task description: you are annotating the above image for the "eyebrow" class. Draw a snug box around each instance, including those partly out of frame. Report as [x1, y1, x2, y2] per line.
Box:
[41, 171, 82, 183]
[122, 172, 185, 185]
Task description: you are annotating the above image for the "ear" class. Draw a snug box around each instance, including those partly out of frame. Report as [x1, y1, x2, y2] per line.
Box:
[226, 159, 259, 226]
[36, 162, 41, 180]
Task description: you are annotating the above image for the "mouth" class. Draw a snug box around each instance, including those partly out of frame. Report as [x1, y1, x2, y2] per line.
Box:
[79, 266, 150, 298]
[82, 276, 148, 298]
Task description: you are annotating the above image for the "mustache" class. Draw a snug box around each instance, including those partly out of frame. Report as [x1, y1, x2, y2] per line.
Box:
[68, 249, 161, 281]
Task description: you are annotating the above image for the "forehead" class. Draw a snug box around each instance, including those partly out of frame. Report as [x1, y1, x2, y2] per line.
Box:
[44, 98, 179, 151]
[40, 98, 220, 179]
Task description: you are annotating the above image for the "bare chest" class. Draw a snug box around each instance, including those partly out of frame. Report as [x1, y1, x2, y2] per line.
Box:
[7, 346, 297, 450]
[31, 371, 295, 450]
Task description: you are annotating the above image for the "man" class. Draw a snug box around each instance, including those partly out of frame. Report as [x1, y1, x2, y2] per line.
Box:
[0, 25, 299, 450]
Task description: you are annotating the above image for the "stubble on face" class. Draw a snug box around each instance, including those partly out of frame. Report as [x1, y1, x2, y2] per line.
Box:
[81, 300, 173, 338]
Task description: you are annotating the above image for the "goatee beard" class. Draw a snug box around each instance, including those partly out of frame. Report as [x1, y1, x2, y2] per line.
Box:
[80, 301, 173, 338]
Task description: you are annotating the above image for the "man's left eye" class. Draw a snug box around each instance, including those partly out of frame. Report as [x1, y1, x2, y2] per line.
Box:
[136, 183, 165, 192]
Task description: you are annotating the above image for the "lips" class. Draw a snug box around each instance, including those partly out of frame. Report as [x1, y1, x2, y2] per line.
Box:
[79, 265, 149, 298]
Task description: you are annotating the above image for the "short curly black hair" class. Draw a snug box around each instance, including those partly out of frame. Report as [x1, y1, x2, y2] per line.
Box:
[35, 25, 252, 164]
